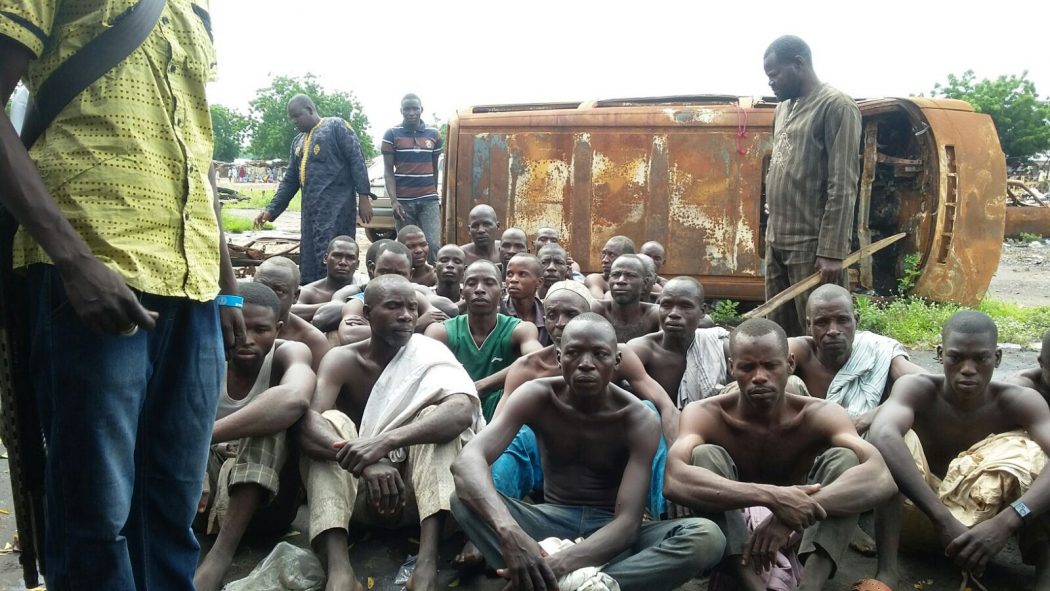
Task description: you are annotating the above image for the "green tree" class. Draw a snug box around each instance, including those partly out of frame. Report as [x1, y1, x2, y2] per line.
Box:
[247, 74, 375, 161]
[931, 71, 1050, 166]
[210, 104, 249, 162]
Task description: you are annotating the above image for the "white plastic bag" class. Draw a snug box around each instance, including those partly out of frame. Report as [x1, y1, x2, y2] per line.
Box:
[224, 541, 325, 591]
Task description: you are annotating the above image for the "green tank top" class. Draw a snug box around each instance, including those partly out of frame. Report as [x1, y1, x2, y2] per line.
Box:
[444, 313, 521, 421]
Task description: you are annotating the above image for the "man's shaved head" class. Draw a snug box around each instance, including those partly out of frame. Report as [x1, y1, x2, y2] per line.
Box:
[942, 310, 998, 342]
[465, 258, 501, 279]
[807, 284, 853, 316]
[502, 227, 527, 242]
[641, 241, 665, 256]
[612, 253, 645, 274]
[288, 93, 317, 112]
[364, 274, 414, 308]
[561, 312, 618, 348]
[326, 235, 357, 255]
[764, 35, 812, 66]
[640, 241, 666, 271]
[366, 239, 411, 267]
[606, 235, 636, 255]
[731, 318, 789, 356]
[438, 243, 465, 259]
[538, 243, 567, 258]
[468, 204, 497, 221]
[662, 276, 705, 304]
[535, 227, 561, 248]
[258, 256, 300, 287]
[508, 253, 542, 276]
[397, 225, 425, 241]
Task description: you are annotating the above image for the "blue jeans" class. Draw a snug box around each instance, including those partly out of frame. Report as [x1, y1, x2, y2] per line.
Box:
[451, 494, 725, 591]
[395, 198, 441, 262]
[28, 264, 224, 590]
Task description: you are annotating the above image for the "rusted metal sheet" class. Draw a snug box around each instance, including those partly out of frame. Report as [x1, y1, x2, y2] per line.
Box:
[1005, 206, 1050, 238]
[446, 98, 774, 300]
[445, 97, 1005, 304]
[908, 104, 1006, 306]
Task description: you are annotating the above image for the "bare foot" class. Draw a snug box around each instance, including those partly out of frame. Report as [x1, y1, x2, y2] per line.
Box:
[193, 546, 234, 591]
[406, 557, 438, 591]
[849, 524, 878, 557]
[325, 570, 364, 591]
[451, 541, 485, 571]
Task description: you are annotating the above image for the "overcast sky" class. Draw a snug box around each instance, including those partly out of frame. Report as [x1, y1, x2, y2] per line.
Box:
[207, 0, 1050, 147]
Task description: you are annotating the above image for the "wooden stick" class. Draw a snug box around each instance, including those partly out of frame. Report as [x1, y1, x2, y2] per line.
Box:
[743, 233, 907, 320]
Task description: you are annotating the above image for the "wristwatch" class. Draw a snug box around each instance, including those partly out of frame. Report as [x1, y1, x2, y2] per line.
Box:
[1011, 499, 1032, 522]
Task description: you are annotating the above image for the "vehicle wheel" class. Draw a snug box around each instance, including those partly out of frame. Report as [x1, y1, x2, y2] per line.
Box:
[366, 228, 396, 242]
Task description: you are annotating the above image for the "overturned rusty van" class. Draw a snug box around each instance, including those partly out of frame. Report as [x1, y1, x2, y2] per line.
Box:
[442, 96, 1006, 305]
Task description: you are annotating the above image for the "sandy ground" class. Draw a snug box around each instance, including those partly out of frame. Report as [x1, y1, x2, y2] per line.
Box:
[1, 225, 1049, 590]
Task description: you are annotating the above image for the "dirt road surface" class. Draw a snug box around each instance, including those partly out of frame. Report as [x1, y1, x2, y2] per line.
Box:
[0, 233, 1047, 590]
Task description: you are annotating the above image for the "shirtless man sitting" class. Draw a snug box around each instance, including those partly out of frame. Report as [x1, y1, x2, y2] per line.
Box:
[461, 204, 502, 266]
[298, 275, 482, 591]
[593, 254, 661, 342]
[536, 244, 571, 299]
[665, 318, 897, 591]
[255, 257, 331, 370]
[1007, 328, 1050, 404]
[397, 224, 437, 287]
[194, 282, 316, 591]
[434, 244, 467, 309]
[426, 260, 542, 421]
[585, 235, 635, 299]
[869, 311, 1050, 590]
[499, 227, 529, 273]
[451, 314, 726, 591]
[498, 281, 680, 445]
[294, 236, 365, 321]
[492, 281, 681, 503]
[628, 277, 730, 409]
[640, 240, 669, 287]
[791, 284, 924, 435]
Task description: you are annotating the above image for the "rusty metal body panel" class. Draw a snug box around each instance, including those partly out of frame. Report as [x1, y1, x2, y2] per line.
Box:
[1005, 207, 1050, 238]
[907, 104, 1006, 305]
[443, 96, 1005, 304]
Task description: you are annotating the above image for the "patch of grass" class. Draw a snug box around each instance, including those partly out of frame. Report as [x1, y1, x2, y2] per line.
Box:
[221, 210, 273, 234]
[1018, 232, 1043, 243]
[897, 252, 922, 295]
[220, 184, 301, 212]
[710, 299, 741, 324]
[976, 299, 1050, 345]
[856, 295, 1050, 348]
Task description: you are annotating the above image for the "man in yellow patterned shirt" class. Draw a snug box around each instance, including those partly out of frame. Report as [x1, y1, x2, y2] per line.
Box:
[0, 2, 245, 588]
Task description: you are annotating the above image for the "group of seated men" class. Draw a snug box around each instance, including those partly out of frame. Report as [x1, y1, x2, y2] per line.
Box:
[194, 203, 1050, 591]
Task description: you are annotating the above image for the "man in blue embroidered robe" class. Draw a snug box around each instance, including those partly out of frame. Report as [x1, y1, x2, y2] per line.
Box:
[256, 94, 373, 283]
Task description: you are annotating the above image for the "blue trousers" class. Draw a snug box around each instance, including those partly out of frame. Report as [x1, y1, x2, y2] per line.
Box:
[394, 198, 441, 262]
[451, 493, 725, 591]
[28, 264, 224, 590]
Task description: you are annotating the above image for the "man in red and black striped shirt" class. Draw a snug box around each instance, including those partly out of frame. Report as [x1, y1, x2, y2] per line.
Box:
[383, 94, 444, 262]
